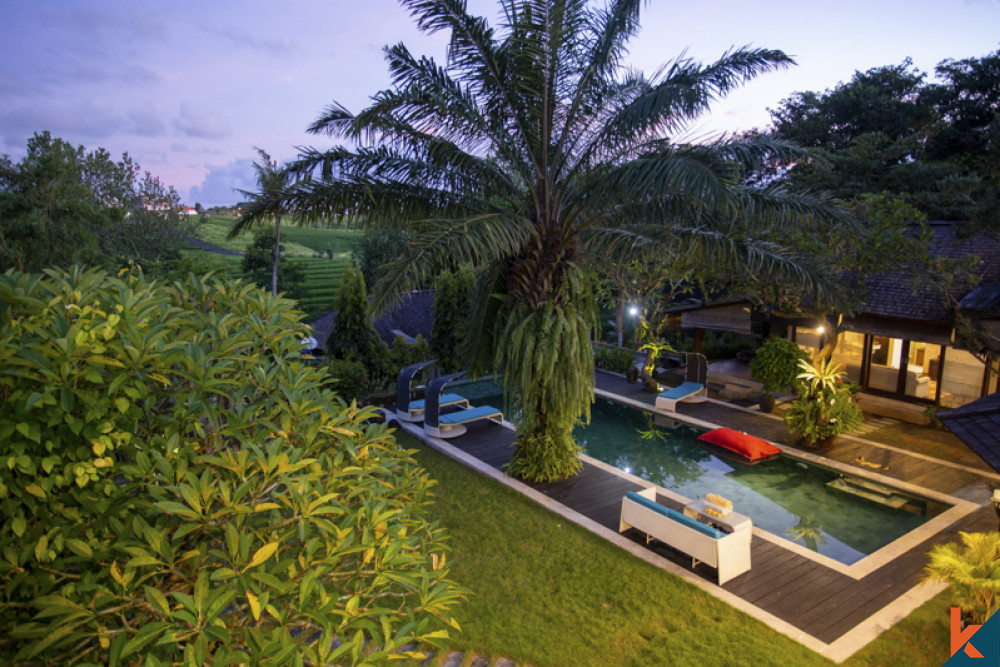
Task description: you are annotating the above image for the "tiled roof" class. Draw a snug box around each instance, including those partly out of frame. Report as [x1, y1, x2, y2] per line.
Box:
[859, 222, 1000, 324]
[309, 290, 435, 347]
[939, 392, 1000, 474]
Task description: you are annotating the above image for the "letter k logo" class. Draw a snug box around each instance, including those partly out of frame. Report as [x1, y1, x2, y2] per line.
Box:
[951, 607, 984, 659]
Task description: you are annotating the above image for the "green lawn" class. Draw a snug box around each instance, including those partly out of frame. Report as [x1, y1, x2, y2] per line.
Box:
[400, 432, 957, 666]
[403, 433, 832, 666]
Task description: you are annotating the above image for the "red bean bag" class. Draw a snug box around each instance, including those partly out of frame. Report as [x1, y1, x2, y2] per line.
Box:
[697, 427, 781, 462]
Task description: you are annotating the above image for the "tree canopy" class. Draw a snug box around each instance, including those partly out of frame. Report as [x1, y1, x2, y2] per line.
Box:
[769, 50, 1000, 231]
[0, 132, 191, 274]
[243, 0, 851, 481]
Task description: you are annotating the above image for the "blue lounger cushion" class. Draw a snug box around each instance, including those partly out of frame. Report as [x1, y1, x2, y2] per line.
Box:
[439, 405, 502, 425]
[658, 382, 704, 401]
[409, 393, 466, 410]
[625, 491, 723, 539]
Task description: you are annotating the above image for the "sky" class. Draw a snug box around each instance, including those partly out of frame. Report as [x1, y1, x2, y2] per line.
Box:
[2, 0, 999, 207]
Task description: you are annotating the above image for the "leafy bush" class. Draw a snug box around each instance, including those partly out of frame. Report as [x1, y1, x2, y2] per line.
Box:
[782, 358, 863, 446]
[325, 358, 369, 401]
[750, 337, 810, 396]
[923, 531, 1000, 624]
[0, 267, 465, 664]
[594, 345, 635, 373]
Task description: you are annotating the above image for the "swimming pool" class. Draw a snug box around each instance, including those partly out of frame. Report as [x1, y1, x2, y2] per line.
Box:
[456, 379, 948, 566]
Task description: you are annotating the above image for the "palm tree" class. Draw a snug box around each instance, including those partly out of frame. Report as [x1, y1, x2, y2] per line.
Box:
[250, 0, 851, 481]
[228, 148, 290, 296]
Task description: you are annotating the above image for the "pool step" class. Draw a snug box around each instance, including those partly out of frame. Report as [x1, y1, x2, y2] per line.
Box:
[827, 477, 910, 509]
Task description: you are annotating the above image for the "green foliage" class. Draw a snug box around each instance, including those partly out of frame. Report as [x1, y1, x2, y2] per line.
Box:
[923, 531, 1000, 624]
[0, 266, 465, 663]
[352, 228, 412, 291]
[782, 359, 863, 446]
[0, 131, 190, 274]
[431, 266, 475, 373]
[501, 266, 596, 482]
[771, 51, 1000, 230]
[324, 358, 369, 401]
[240, 227, 307, 300]
[594, 345, 636, 374]
[387, 335, 432, 381]
[326, 264, 388, 381]
[750, 338, 810, 396]
[639, 340, 676, 390]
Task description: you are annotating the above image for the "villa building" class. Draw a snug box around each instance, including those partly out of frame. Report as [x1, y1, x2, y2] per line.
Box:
[678, 221, 1000, 412]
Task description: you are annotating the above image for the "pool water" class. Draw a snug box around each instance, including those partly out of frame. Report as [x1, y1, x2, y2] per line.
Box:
[457, 379, 946, 565]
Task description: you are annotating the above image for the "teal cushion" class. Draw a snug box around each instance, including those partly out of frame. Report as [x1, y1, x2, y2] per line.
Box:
[439, 405, 501, 425]
[626, 491, 723, 539]
[658, 382, 704, 400]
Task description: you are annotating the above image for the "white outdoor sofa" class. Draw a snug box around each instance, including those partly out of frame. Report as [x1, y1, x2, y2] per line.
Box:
[619, 487, 752, 585]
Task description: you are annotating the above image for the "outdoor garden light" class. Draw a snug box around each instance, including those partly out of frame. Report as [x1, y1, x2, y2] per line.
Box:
[817, 325, 826, 334]
[628, 306, 639, 317]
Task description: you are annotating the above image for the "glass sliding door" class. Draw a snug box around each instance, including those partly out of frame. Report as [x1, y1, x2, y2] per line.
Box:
[831, 332, 865, 383]
[904, 342, 938, 400]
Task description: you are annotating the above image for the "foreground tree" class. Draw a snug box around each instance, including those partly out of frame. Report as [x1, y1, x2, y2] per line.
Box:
[249, 0, 849, 481]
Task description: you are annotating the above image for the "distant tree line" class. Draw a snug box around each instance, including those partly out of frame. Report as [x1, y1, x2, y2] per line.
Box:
[0, 131, 196, 275]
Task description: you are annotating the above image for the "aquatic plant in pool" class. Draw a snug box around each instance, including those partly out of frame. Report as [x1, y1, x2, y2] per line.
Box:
[456, 380, 946, 565]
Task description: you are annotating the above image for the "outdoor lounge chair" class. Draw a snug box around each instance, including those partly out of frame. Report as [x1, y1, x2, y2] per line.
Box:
[655, 352, 708, 412]
[423, 371, 503, 439]
[396, 360, 471, 423]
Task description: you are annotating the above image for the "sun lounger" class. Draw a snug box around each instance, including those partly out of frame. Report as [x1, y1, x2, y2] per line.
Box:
[398, 360, 456, 422]
[422, 371, 504, 438]
[655, 381, 707, 412]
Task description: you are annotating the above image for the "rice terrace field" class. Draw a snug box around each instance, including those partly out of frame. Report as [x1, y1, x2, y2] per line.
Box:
[185, 215, 363, 317]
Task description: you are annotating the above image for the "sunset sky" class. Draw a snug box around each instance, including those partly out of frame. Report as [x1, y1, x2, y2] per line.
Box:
[3, 0, 999, 206]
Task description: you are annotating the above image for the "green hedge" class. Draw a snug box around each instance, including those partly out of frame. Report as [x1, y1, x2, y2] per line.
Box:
[0, 267, 464, 664]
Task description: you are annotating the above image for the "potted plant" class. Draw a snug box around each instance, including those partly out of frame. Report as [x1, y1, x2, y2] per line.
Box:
[749, 338, 809, 412]
[923, 531, 1000, 626]
[782, 358, 863, 447]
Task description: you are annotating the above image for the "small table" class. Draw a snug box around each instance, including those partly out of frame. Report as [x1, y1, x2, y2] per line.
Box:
[683, 499, 752, 534]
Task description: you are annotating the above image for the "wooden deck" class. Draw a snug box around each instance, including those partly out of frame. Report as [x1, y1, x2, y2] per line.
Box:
[412, 374, 1000, 646]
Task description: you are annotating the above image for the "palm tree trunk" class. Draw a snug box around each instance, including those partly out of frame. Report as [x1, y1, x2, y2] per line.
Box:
[271, 213, 281, 297]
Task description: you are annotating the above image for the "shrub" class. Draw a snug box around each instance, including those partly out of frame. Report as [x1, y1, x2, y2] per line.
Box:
[325, 358, 369, 401]
[594, 345, 635, 373]
[782, 358, 863, 446]
[923, 531, 1000, 624]
[0, 267, 465, 664]
[750, 337, 809, 396]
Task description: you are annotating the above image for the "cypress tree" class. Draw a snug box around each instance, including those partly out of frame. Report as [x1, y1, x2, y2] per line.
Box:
[430, 266, 475, 373]
[326, 264, 386, 379]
